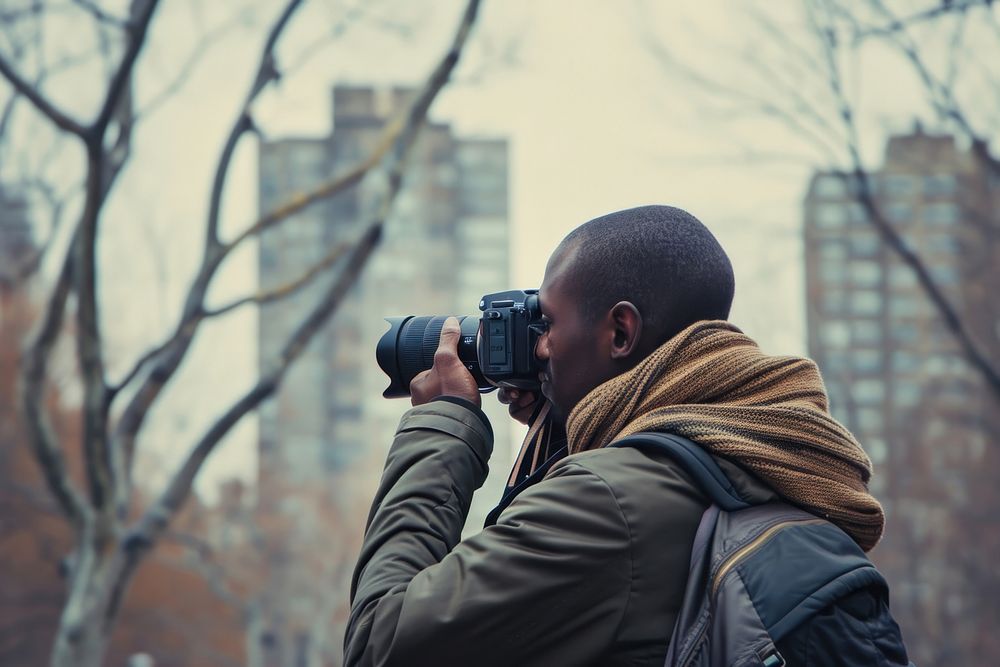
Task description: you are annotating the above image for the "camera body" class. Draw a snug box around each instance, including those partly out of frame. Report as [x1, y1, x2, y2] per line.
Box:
[476, 289, 543, 391]
[376, 289, 544, 398]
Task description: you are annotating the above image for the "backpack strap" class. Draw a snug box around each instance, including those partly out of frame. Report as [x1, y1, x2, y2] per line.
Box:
[610, 432, 752, 511]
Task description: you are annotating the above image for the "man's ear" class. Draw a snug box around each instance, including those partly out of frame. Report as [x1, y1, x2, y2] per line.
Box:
[608, 301, 642, 360]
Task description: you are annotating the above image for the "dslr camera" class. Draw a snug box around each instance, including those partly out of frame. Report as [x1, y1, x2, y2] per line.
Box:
[376, 289, 545, 398]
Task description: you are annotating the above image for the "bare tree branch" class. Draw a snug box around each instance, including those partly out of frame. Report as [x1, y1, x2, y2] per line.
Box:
[942, 10, 969, 95]
[284, 1, 367, 75]
[0, 52, 87, 137]
[129, 0, 483, 550]
[812, 2, 1000, 397]
[0, 82, 18, 147]
[136, 8, 255, 123]
[204, 241, 350, 319]
[108, 129, 395, 407]
[8, 0, 482, 662]
[0, 179, 71, 286]
[65, 0, 159, 516]
[640, 20, 844, 164]
[19, 233, 89, 530]
[91, 0, 159, 136]
[70, 0, 128, 28]
[851, 0, 990, 42]
[861, 0, 978, 140]
[111, 0, 309, 484]
[205, 0, 306, 248]
[158, 530, 254, 617]
[227, 147, 378, 247]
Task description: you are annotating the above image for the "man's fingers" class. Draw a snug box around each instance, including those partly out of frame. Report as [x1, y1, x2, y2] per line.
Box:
[410, 369, 431, 390]
[497, 388, 521, 405]
[434, 316, 462, 363]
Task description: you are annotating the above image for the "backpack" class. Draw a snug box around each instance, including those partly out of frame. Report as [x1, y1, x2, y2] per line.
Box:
[613, 432, 913, 667]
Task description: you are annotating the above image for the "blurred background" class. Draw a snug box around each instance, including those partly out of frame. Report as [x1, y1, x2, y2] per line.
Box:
[1, 0, 998, 665]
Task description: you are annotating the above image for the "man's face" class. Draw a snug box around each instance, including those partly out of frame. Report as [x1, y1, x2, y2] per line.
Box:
[535, 243, 616, 421]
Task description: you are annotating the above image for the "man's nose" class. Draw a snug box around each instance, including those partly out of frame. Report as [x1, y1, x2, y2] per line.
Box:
[534, 333, 549, 362]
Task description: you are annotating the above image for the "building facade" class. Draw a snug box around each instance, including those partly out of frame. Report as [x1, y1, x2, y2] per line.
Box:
[256, 85, 511, 665]
[0, 185, 33, 288]
[803, 130, 1000, 664]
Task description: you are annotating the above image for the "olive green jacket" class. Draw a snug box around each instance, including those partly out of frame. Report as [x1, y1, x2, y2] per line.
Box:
[345, 399, 776, 666]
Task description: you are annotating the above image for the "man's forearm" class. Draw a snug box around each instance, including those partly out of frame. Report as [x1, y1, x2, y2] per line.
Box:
[345, 398, 493, 666]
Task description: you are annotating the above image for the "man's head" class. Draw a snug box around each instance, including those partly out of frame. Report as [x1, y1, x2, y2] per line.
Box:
[535, 205, 734, 420]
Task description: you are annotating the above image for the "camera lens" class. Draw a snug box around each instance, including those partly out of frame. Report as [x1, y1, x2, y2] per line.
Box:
[376, 315, 486, 398]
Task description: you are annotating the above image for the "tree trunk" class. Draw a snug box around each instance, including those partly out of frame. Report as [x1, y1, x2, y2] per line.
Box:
[246, 604, 265, 667]
[49, 541, 124, 667]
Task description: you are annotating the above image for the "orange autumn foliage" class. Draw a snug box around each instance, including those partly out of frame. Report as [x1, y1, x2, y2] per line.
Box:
[1, 286, 245, 666]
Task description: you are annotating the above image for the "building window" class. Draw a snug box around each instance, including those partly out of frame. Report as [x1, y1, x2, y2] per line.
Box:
[894, 382, 921, 408]
[854, 379, 885, 404]
[885, 203, 913, 225]
[890, 322, 919, 343]
[852, 349, 882, 373]
[929, 321, 955, 346]
[815, 204, 848, 229]
[888, 264, 918, 288]
[260, 178, 280, 203]
[847, 203, 869, 225]
[889, 294, 925, 317]
[892, 350, 920, 374]
[882, 174, 916, 197]
[924, 174, 957, 197]
[925, 234, 960, 255]
[923, 354, 957, 376]
[819, 260, 846, 285]
[850, 260, 881, 287]
[923, 203, 959, 226]
[826, 381, 847, 416]
[260, 246, 278, 270]
[814, 174, 848, 198]
[831, 405, 850, 425]
[818, 240, 847, 261]
[820, 321, 851, 348]
[851, 320, 882, 345]
[823, 350, 849, 375]
[850, 290, 882, 316]
[866, 437, 888, 465]
[929, 264, 960, 285]
[857, 408, 883, 431]
[822, 289, 846, 314]
[435, 164, 458, 186]
[849, 233, 880, 257]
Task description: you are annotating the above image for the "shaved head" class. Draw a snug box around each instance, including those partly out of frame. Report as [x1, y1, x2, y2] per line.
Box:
[557, 204, 734, 347]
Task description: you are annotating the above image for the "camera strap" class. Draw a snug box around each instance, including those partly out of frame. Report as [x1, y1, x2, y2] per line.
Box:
[505, 400, 567, 489]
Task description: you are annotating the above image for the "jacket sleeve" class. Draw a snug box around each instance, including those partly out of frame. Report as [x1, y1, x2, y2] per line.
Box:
[344, 399, 632, 667]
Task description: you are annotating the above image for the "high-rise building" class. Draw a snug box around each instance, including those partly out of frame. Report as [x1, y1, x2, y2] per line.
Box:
[255, 85, 511, 665]
[803, 129, 1000, 664]
[0, 185, 33, 287]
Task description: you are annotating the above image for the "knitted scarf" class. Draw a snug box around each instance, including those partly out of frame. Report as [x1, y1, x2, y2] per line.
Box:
[566, 320, 885, 551]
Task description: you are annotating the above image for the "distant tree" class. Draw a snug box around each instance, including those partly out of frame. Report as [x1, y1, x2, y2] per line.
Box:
[640, 0, 1000, 397]
[0, 284, 247, 666]
[0, 284, 73, 665]
[145, 477, 369, 666]
[0, 0, 484, 664]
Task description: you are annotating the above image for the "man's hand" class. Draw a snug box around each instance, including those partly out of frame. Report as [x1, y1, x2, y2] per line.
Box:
[497, 388, 541, 425]
[410, 317, 481, 407]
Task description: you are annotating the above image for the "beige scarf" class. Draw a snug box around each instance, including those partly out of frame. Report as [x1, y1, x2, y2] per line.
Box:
[567, 320, 885, 551]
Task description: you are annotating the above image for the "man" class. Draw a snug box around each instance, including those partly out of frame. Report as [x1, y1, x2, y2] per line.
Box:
[344, 205, 905, 666]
